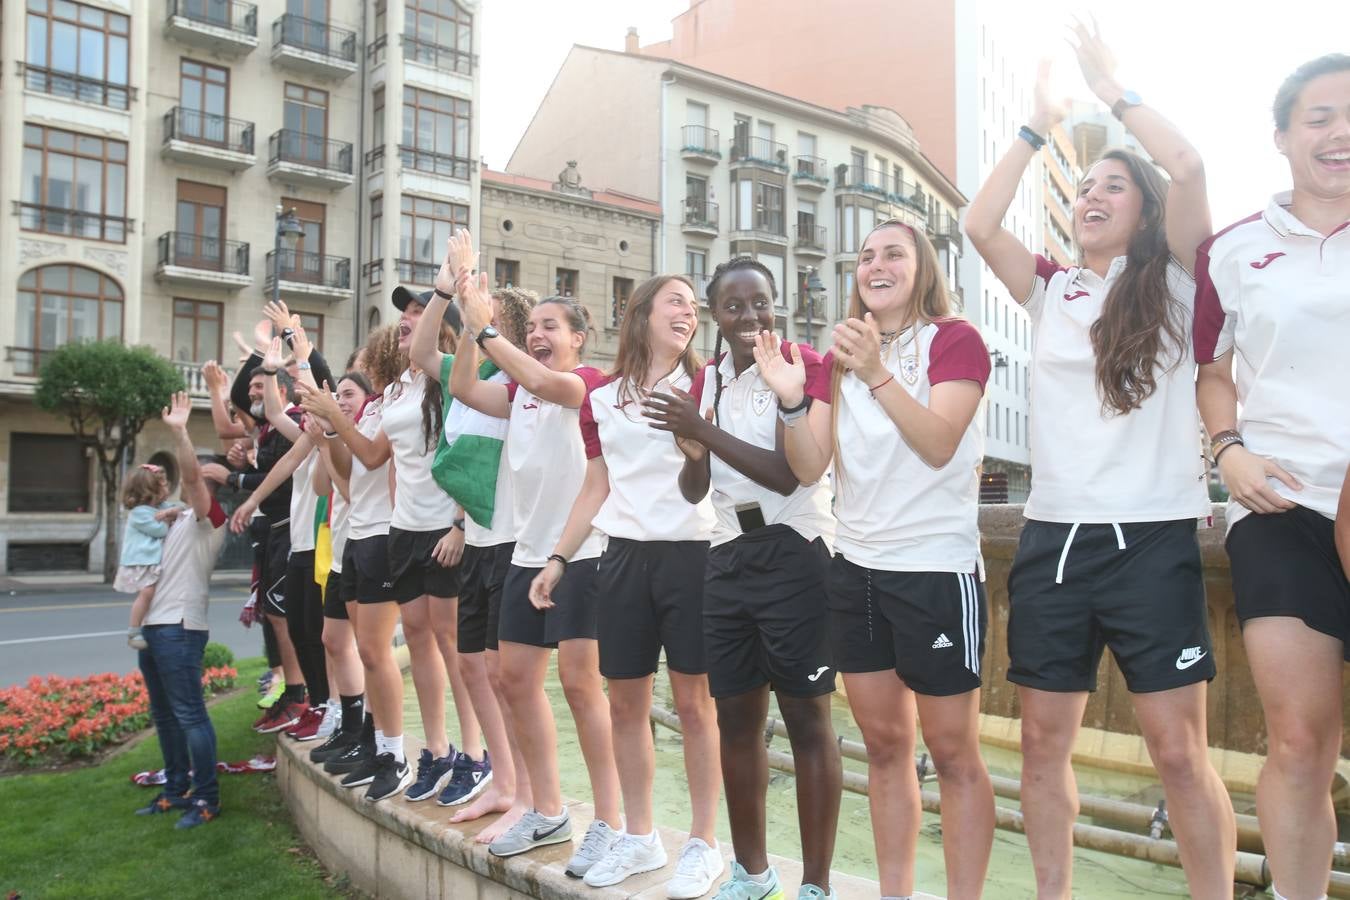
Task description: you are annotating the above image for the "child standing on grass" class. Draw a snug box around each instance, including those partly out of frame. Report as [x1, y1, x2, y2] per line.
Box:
[116, 463, 180, 649]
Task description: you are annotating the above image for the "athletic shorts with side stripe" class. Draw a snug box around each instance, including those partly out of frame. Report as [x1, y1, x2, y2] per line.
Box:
[827, 554, 985, 697]
[703, 525, 834, 699]
[259, 518, 291, 617]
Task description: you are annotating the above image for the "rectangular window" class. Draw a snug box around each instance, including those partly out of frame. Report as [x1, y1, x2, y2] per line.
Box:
[755, 120, 774, 143]
[8, 433, 91, 513]
[283, 82, 329, 166]
[797, 132, 816, 157]
[494, 258, 519, 288]
[178, 59, 230, 145]
[24, 0, 131, 109]
[995, 402, 1001, 439]
[175, 180, 227, 270]
[757, 181, 784, 235]
[399, 195, 468, 282]
[281, 196, 326, 282]
[850, 148, 866, 171]
[404, 0, 473, 73]
[556, 268, 578, 298]
[686, 100, 708, 128]
[20, 124, 128, 242]
[368, 193, 383, 286]
[401, 86, 472, 178]
[685, 249, 707, 279]
[296, 311, 324, 353]
[371, 87, 385, 149]
[171, 299, 223, 364]
[612, 276, 634, 327]
[758, 254, 785, 310]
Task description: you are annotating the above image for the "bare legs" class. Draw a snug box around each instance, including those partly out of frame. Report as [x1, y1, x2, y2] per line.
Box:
[461, 646, 529, 839]
[354, 601, 402, 739]
[1018, 687, 1089, 900]
[399, 595, 448, 757]
[427, 595, 482, 758]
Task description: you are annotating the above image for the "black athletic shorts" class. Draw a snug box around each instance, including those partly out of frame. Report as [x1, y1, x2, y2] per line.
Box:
[387, 526, 461, 604]
[458, 542, 513, 653]
[1227, 505, 1350, 661]
[499, 557, 601, 649]
[341, 534, 395, 604]
[260, 518, 291, 617]
[829, 555, 985, 697]
[704, 525, 834, 699]
[596, 538, 709, 678]
[323, 568, 347, 619]
[1007, 518, 1215, 693]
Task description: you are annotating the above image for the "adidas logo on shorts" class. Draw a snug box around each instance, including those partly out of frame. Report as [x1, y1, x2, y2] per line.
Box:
[931, 633, 953, 649]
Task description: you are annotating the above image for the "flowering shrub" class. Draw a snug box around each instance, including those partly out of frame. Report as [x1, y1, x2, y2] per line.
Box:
[0, 667, 237, 764]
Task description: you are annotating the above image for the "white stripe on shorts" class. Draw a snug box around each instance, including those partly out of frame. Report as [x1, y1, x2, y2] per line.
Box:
[958, 572, 979, 677]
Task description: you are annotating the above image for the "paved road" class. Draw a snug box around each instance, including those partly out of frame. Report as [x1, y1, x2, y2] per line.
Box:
[0, 578, 265, 688]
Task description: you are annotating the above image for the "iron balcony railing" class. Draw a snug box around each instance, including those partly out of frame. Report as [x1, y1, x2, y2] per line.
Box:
[164, 106, 255, 154]
[158, 231, 250, 275]
[927, 212, 963, 244]
[394, 259, 438, 285]
[265, 248, 351, 290]
[273, 14, 356, 62]
[398, 145, 471, 180]
[835, 164, 930, 211]
[17, 62, 134, 110]
[363, 259, 384, 287]
[685, 272, 712, 304]
[729, 134, 789, 168]
[682, 198, 719, 231]
[269, 130, 353, 174]
[400, 34, 475, 75]
[167, 0, 258, 37]
[681, 125, 721, 156]
[792, 154, 828, 181]
[733, 210, 785, 237]
[794, 223, 826, 252]
[364, 145, 385, 172]
[15, 202, 129, 243]
[7, 346, 58, 377]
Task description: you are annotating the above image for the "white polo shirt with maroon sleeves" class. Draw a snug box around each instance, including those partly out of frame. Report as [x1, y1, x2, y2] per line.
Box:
[579, 368, 718, 542]
[1023, 254, 1210, 524]
[346, 397, 393, 541]
[827, 318, 990, 572]
[382, 369, 456, 532]
[1194, 193, 1350, 530]
[505, 367, 608, 567]
[690, 342, 835, 550]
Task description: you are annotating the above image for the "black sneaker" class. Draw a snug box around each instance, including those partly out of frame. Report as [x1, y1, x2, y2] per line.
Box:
[365, 753, 413, 801]
[328, 739, 375, 779]
[309, 728, 359, 765]
[404, 748, 457, 802]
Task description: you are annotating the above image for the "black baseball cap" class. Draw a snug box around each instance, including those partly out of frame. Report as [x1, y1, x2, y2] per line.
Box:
[391, 286, 462, 329]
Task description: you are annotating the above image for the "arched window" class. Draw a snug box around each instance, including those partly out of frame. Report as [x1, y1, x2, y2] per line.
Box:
[14, 264, 123, 375]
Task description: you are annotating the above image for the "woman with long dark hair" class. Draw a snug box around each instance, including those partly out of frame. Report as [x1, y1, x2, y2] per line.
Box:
[1195, 53, 1350, 900]
[965, 23, 1235, 899]
[530, 274, 724, 898]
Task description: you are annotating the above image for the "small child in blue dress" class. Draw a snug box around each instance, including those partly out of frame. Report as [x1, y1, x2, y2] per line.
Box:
[115, 464, 181, 649]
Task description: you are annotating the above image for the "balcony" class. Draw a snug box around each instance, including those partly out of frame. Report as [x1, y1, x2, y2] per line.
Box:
[364, 146, 385, 173]
[264, 249, 352, 302]
[394, 259, 438, 286]
[927, 212, 963, 251]
[165, 0, 258, 55]
[267, 131, 353, 189]
[792, 155, 829, 191]
[6, 346, 55, 379]
[401, 34, 476, 76]
[730, 211, 787, 245]
[398, 145, 472, 182]
[835, 164, 931, 213]
[17, 63, 135, 110]
[729, 135, 789, 172]
[681, 199, 718, 238]
[161, 107, 255, 171]
[271, 14, 357, 79]
[685, 272, 712, 304]
[16, 202, 130, 243]
[680, 125, 721, 165]
[794, 223, 827, 258]
[155, 232, 251, 290]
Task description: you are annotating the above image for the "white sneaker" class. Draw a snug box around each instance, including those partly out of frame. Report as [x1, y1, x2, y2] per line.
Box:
[315, 702, 340, 741]
[566, 818, 620, 878]
[582, 831, 668, 888]
[667, 837, 724, 899]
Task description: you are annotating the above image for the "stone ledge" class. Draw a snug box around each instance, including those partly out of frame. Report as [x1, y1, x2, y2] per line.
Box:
[276, 733, 936, 900]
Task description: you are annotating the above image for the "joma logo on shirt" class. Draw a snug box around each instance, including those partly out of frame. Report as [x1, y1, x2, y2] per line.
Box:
[1063, 290, 1090, 302]
[1250, 252, 1286, 269]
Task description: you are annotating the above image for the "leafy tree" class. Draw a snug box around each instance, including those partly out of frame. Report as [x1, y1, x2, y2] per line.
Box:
[34, 341, 185, 582]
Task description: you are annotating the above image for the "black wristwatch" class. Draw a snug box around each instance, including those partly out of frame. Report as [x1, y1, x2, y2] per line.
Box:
[475, 325, 500, 348]
[1111, 90, 1143, 121]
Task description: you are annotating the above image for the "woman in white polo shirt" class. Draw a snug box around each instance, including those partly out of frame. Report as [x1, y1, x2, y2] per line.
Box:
[758, 220, 995, 900]
[1195, 53, 1350, 900]
[965, 24, 1235, 900]
[530, 274, 724, 898]
[644, 257, 842, 900]
[447, 265, 622, 878]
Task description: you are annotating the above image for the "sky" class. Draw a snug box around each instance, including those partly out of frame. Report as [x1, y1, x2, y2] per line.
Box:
[477, 0, 1349, 228]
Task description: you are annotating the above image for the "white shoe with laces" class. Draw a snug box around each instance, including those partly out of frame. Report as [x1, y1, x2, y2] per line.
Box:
[565, 818, 620, 878]
[582, 831, 668, 888]
[667, 837, 724, 899]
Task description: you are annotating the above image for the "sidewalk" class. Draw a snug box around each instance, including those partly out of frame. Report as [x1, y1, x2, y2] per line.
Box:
[0, 569, 251, 593]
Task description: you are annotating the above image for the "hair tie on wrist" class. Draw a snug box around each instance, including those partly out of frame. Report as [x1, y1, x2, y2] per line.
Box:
[548, 553, 568, 569]
[433, 287, 454, 301]
[869, 374, 896, 394]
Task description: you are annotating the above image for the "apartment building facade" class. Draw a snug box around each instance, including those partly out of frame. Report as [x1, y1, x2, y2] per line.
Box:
[507, 45, 966, 362]
[0, 0, 481, 573]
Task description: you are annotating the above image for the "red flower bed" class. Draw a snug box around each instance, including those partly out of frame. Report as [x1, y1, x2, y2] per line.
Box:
[0, 667, 237, 764]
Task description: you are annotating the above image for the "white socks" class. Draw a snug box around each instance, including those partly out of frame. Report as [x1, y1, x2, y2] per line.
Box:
[744, 868, 771, 884]
[1271, 888, 1327, 900]
[373, 730, 405, 763]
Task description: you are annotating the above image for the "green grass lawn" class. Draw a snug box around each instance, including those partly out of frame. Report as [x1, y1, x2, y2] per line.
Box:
[0, 657, 361, 899]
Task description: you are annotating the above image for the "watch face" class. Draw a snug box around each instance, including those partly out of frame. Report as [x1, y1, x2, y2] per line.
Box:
[1122, 90, 1142, 106]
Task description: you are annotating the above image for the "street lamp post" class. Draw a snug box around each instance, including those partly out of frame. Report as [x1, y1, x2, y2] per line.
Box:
[273, 205, 304, 305]
[803, 267, 826, 348]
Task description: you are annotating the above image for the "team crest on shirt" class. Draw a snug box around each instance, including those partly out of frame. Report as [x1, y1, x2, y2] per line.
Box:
[900, 354, 921, 385]
[752, 389, 773, 416]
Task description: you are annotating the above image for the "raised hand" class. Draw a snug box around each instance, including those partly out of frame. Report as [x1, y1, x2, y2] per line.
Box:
[1030, 58, 1071, 134]
[1068, 15, 1123, 104]
[289, 319, 312, 363]
[296, 380, 343, 423]
[643, 388, 712, 462]
[231, 331, 255, 364]
[263, 336, 284, 371]
[251, 317, 274, 352]
[302, 414, 325, 440]
[456, 269, 494, 335]
[832, 313, 886, 387]
[201, 360, 226, 394]
[753, 331, 806, 406]
[262, 300, 293, 335]
[434, 229, 475, 299]
[161, 391, 191, 430]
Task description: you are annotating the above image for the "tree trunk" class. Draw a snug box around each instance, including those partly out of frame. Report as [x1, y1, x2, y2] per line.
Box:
[103, 464, 119, 584]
